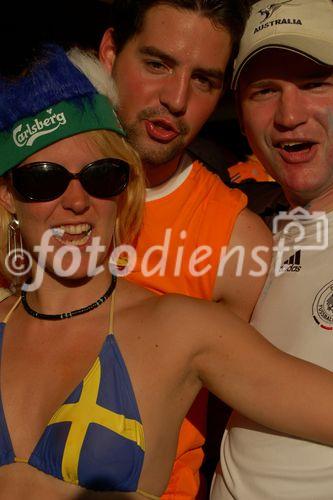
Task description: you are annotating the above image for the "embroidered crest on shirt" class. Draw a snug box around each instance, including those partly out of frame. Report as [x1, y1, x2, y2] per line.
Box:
[312, 280, 333, 331]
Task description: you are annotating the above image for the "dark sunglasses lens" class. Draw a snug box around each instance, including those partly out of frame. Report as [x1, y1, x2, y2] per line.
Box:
[12, 163, 69, 201]
[81, 159, 130, 198]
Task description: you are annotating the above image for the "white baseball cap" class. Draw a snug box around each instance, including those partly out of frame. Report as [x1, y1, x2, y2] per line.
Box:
[232, 0, 333, 89]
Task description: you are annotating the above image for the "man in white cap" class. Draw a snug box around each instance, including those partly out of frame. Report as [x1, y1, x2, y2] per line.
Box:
[210, 0, 333, 498]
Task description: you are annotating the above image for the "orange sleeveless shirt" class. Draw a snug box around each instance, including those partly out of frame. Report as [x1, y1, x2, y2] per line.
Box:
[126, 161, 247, 499]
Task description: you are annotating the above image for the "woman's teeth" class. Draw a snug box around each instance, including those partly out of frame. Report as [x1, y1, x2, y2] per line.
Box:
[51, 224, 92, 246]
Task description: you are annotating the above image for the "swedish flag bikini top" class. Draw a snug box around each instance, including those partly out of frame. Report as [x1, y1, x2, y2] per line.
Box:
[0, 294, 158, 498]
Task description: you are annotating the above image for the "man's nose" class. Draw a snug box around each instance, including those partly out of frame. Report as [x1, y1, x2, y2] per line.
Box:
[159, 71, 190, 116]
[274, 86, 308, 130]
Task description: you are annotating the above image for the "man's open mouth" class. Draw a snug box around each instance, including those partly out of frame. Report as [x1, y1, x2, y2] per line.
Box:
[273, 140, 319, 164]
[277, 141, 316, 153]
[145, 119, 180, 143]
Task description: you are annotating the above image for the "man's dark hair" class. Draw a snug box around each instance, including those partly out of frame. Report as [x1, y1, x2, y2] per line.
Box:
[109, 0, 251, 53]
[105, 0, 250, 89]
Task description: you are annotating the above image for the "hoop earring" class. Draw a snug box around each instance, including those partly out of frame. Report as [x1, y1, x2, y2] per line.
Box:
[8, 216, 23, 262]
[7, 216, 28, 285]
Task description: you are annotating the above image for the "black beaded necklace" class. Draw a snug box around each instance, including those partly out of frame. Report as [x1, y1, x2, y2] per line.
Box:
[21, 274, 117, 320]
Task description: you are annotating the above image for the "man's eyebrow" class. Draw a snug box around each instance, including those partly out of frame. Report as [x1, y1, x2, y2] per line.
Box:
[194, 67, 225, 81]
[139, 45, 225, 80]
[248, 80, 273, 88]
[247, 69, 333, 87]
[139, 46, 178, 67]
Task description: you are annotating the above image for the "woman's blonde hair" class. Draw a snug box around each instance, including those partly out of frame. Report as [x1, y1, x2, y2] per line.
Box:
[0, 195, 12, 286]
[0, 129, 145, 286]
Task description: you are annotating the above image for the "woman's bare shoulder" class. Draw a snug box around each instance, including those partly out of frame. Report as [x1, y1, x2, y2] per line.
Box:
[120, 278, 157, 302]
[119, 280, 202, 316]
[118, 279, 235, 340]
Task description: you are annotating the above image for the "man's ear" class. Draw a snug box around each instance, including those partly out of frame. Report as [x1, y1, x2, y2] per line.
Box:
[0, 179, 16, 215]
[99, 28, 117, 73]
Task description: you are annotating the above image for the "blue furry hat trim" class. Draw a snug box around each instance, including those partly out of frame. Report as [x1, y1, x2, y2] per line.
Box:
[0, 44, 125, 175]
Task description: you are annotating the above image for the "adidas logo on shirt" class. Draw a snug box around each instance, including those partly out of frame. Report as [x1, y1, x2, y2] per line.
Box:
[280, 250, 302, 272]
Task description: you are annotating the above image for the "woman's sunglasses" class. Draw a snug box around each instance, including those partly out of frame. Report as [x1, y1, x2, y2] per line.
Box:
[11, 158, 130, 202]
